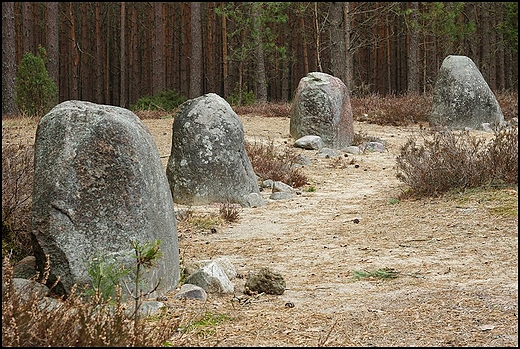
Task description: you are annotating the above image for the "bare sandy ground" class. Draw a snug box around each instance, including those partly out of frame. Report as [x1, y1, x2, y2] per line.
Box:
[2, 114, 517, 346]
[142, 116, 518, 347]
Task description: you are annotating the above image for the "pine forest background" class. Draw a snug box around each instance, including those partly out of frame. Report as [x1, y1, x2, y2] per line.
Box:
[2, 2, 518, 116]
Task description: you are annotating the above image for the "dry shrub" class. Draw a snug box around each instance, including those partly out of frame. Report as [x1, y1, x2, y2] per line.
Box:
[219, 202, 242, 223]
[1, 254, 178, 347]
[351, 93, 432, 126]
[233, 102, 292, 117]
[2, 141, 34, 263]
[495, 90, 519, 122]
[396, 127, 518, 197]
[245, 140, 308, 188]
[485, 126, 518, 184]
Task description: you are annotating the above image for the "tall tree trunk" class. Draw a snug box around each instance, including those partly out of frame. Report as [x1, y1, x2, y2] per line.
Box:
[221, 3, 229, 98]
[314, 2, 322, 72]
[105, 4, 111, 102]
[95, 3, 104, 103]
[45, 2, 60, 98]
[301, 16, 309, 75]
[407, 2, 419, 94]
[69, 3, 79, 100]
[329, 2, 346, 84]
[79, 2, 89, 101]
[22, 2, 34, 54]
[205, 3, 217, 93]
[129, 4, 140, 105]
[2, 2, 19, 116]
[252, 3, 267, 103]
[343, 3, 353, 91]
[153, 2, 165, 95]
[189, 2, 203, 98]
[120, 2, 127, 107]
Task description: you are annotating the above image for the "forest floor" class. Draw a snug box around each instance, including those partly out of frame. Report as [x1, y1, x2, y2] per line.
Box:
[2, 114, 517, 347]
[142, 115, 518, 347]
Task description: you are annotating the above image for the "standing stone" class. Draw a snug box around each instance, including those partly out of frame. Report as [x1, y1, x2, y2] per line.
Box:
[429, 55, 506, 130]
[290, 72, 354, 149]
[31, 100, 180, 298]
[166, 93, 265, 207]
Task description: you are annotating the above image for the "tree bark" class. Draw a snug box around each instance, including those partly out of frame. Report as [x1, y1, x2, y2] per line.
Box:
[253, 3, 267, 103]
[22, 2, 34, 54]
[189, 2, 203, 99]
[329, 2, 346, 84]
[221, 3, 229, 99]
[69, 3, 79, 100]
[120, 2, 127, 107]
[407, 2, 419, 94]
[153, 2, 165, 95]
[2, 2, 19, 116]
[45, 2, 60, 99]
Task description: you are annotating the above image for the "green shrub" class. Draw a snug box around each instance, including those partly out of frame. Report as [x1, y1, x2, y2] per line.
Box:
[130, 89, 187, 111]
[227, 87, 256, 106]
[15, 46, 58, 118]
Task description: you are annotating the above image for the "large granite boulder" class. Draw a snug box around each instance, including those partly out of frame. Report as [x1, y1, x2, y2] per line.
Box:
[290, 72, 354, 149]
[166, 93, 265, 207]
[429, 55, 506, 130]
[31, 100, 180, 298]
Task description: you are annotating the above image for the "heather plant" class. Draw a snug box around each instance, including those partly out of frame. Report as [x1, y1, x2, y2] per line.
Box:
[15, 46, 58, 118]
[219, 202, 242, 223]
[350, 93, 432, 125]
[245, 139, 308, 188]
[1, 253, 177, 346]
[1, 141, 34, 263]
[396, 127, 518, 197]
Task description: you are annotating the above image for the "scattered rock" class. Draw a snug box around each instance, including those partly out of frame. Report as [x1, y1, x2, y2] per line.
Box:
[244, 267, 286, 295]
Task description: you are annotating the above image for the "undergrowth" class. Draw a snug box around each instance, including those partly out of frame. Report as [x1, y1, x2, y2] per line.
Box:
[396, 126, 518, 198]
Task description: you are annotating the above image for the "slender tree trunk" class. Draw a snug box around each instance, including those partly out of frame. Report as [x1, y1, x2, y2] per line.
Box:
[189, 2, 203, 98]
[221, 3, 229, 98]
[95, 3, 104, 103]
[120, 2, 127, 107]
[329, 2, 346, 83]
[343, 2, 352, 91]
[314, 2, 322, 72]
[69, 3, 79, 100]
[22, 2, 34, 54]
[45, 2, 59, 98]
[301, 16, 309, 75]
[206, 3, 216, 93]
[252, 3, 267, 103]
[153, 2, 165, 95]
[105, 4, 111, 102]
[2, 1, 19, 116]
[407, 2, 419, 94]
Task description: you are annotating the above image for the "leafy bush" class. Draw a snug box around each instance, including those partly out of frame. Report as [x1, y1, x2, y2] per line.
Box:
[15, 46, 58, 118]
[227, 87, 256, 106]
[396, 127, 518, 197]
[131, 89, 187, 111]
